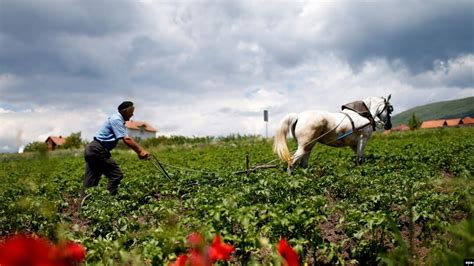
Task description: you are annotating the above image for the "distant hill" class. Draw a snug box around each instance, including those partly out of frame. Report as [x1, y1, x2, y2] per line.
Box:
[391, 96, 474, 126]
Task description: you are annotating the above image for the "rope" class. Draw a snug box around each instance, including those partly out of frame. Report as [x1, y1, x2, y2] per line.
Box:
[285, 114, 348, 163]
[147, 153, 232, 185]
[286, 104, 391, 165]
[147, 113, 351, 178]
[158, 161, 227, 176]
[149, 154, 172, 180]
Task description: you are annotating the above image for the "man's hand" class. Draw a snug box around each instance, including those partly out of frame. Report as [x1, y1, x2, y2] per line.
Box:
[122, 137, 149, 159]
[138, 149, 150, 160]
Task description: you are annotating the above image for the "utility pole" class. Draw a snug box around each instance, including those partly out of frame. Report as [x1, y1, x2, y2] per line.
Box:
[263, 110, 268, 138]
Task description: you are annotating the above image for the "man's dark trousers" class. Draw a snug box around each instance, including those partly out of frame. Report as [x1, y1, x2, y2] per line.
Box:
[82, 140, 123, 195]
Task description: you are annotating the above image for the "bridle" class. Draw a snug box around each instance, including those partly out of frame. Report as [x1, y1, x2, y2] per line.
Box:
[336, 96, 393, 141]
[375, 99, 393, 128]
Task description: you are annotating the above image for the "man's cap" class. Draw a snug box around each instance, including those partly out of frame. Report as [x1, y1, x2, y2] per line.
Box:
[118, 101, 134, 111]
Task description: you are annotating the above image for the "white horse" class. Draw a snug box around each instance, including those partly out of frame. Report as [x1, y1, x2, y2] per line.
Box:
[273, 95, 393, 174]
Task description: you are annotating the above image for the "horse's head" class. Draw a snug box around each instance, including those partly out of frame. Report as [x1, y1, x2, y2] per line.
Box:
[373, 94, 393, 130]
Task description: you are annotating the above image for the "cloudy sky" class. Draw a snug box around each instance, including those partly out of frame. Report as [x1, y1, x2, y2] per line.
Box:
[1, 0, 473, 152]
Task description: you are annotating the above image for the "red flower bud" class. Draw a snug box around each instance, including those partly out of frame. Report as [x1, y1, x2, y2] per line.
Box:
[168, 254, 188, 266]
[277, 239, 299, 266]
[63, 242, 86, 262]
[187, 232, 204, 248]
[208, 235, 234, 262]
[0, 234, 53, 266]
[188, 249, 207, 266]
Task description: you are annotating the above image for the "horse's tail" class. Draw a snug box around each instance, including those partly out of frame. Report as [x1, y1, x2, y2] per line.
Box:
[273, 113, 298, 163]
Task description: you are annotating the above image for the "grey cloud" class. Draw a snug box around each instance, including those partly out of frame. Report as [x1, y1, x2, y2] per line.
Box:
[0, 138, 17, 153]
[443, 70, 474, 88]
[329, 1, 474, 73]
[126, 35, 199, 90]
[217, 107, 261, 117]
[130, 36, 186, 59]
[201, 1, 474, 73]
[406, 55, 474, 88]
[0, 0, 143, 41]
[155, 123, 180, 133]
[0, 34, 109, 78]
[2, 0, 472, 82]
[0, 74, 129, 110]
[0, 0, 145, 78]
[0, 0, 472, 147]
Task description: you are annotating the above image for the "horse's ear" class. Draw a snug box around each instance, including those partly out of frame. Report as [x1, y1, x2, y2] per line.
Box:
[387, 94, 391, 102]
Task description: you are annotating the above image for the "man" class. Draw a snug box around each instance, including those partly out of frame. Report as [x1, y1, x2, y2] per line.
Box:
[81, 101, 149, 197]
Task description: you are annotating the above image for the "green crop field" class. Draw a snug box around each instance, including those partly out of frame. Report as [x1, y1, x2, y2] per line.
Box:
[0, 128, 473, 265]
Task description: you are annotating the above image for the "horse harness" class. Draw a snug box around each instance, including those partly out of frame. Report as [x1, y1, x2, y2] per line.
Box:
[336, 101, 376, 141]
[342, 101, 376, 129]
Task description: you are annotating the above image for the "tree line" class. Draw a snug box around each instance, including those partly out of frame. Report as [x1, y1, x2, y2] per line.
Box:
[24, 132, 86, 152]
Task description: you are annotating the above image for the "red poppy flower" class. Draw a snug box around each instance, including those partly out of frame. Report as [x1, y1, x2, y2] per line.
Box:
[62, 242, 86, 263]
[187, 232, 204, 249]
[168, 254, 188, 266]
[188, 249, 208, 266]
[0, 234, 54, 266]
[49, 241, 86, 266]
[277, 239, 299, 266]
[208, 235, 235, 262]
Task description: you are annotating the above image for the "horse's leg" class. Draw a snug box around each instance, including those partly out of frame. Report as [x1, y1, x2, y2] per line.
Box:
[300, 151, 312, 168]
[289, 140, 317, 174]
[288, 117, 320, 174]
[300, 140, 317, 168]
[355, 134, 369, 165]
[287, 146, 307, 175]
[288, 148, 304, 174]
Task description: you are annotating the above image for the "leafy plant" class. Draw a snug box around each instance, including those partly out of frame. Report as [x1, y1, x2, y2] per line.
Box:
[0, 128, 472, 264]
[63, 132, 84, 149]
[407, 113, 421, 130]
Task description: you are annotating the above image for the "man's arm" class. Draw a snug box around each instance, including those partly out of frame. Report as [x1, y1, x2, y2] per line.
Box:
[122, 136, 149, 159]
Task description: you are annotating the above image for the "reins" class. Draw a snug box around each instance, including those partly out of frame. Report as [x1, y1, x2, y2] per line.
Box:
[147, 100, 392, 180]
[336, 112, 372, 141]
[149, 154, 172, 180]
[283, 114, 348, 164]
[147, 153, 281, 181]
[337, 100, 392, 141]
[148, 113, 348, 179]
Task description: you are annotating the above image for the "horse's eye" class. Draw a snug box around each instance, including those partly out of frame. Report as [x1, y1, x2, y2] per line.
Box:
[388, 105, 393, 113]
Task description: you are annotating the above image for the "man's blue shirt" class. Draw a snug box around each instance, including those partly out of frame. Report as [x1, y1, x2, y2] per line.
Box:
[95, 112, 127, 150]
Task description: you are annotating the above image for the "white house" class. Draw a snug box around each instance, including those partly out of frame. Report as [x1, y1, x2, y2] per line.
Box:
[125, 121, 157, 140]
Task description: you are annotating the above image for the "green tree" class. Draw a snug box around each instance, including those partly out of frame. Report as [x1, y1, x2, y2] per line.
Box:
[63, 132, 83, 149]
[24, 141, 48, 153]
[408, 113, 421, 130]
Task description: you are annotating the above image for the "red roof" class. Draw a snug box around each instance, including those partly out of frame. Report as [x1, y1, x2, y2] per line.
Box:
[463, 117, 474, 124]
[392, 124, 410, 131]
[420, 120, 446, 129]
[445, 118, 463, 126]
[125, 121, 157, 132]
[45, 136, 66, 145]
